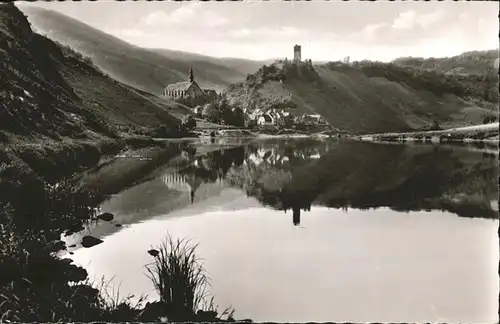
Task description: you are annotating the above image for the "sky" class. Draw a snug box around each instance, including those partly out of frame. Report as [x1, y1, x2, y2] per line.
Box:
[19, 0, 499, 62]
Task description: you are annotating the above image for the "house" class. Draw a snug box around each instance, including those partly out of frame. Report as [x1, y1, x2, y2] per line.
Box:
[254, 109, 291, 126]
[162, 68, 217, 101]
[248, 108, 262, 122]
[298, 113, 327, 125]
[257, 113, 274, 126]
[268, 109, 283, 121]
[204, 89, 218, 101]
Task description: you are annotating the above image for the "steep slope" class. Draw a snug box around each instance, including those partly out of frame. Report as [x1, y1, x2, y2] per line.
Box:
[0, 3, 179, 183]
[224, 59, 498, 134]
[20, 6, 261, 94]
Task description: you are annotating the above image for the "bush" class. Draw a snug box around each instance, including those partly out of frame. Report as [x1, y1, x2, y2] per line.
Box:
[203, 103, 222, 124]
[181, 115, 197, 131]
[482, 115, 497, 124]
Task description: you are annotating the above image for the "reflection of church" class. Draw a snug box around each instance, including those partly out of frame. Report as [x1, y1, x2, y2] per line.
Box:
[293, 207, 301, 226]
[163, 172, 224, 204]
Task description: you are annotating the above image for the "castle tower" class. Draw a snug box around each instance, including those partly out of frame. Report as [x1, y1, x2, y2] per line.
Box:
[189, 67, 194, 83]
[293, 45, 301, 63]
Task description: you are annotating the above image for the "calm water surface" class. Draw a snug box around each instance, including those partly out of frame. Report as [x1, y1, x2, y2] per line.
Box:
[67, 140, 499, 323]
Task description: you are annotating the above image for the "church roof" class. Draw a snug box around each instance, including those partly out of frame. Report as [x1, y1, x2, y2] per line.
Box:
[204, 89, 217, 95]
[165, 81, 195, 92]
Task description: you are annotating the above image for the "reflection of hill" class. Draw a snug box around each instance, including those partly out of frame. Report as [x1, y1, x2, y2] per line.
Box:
[68, 140, 497, 247]
[228, 141, 498, 219]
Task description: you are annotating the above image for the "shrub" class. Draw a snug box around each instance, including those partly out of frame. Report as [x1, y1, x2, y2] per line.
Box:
[180, 115, 197, 131]
[482, 115, 497, 124]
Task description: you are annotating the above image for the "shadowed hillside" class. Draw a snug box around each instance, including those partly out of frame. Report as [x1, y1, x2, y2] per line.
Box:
[20, 6, 262, 94]
[0, 3, 180, 185]
[223, 58, 498, 134]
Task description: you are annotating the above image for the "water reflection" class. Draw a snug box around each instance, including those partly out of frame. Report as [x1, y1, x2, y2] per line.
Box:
[66, 139, 498, 323]
[68, 139, 498, 242]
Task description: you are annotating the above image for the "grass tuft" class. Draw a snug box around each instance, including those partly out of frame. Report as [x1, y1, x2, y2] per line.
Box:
[145, 233, 235, 322]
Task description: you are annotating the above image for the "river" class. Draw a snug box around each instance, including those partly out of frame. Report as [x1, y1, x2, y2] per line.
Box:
[64, 139, 499, 323]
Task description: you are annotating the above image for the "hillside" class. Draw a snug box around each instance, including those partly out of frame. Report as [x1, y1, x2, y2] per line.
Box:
[0, 3, 179, 183]
[393, 50, 499, 75]
[20, 6, 261, 94]
[223, 57, 498, 134]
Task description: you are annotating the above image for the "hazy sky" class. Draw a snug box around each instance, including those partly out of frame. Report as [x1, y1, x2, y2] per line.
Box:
[19, 1, 499, 62]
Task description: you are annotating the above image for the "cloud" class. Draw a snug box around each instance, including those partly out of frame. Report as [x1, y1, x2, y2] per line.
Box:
[361, 23, 387, 40]
[109, 28, 147, 38]
[228, 26, 305, 40]
[391, 10, 444, 30]
[142, 3, 228, 29]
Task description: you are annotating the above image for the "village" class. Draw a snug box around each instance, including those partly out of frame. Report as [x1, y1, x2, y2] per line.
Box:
[161, 44, 329, 135]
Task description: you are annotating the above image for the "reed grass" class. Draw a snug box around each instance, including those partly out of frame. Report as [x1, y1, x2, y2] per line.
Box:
[145, 233, 235, 321]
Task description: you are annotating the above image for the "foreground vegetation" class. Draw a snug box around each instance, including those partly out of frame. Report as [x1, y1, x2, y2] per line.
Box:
[0, 178, 239, 321]
[0, 6, 235, 315]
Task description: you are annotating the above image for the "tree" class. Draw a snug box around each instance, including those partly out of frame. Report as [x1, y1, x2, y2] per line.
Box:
[231, 108, 245, 127]
[180, 115, 197, 131]
[278, 115, 294, 129]
[221, 106, 234, 126]
[202, 103, 221, 124]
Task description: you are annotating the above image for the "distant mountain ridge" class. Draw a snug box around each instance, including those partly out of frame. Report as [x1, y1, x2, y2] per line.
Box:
[392, 50, 499, 75]
[20, 6, 264, 94]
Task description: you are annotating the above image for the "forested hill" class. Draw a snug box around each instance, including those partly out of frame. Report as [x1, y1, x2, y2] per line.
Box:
[392, 49, 498, 75]
[222, 52, 498, 134]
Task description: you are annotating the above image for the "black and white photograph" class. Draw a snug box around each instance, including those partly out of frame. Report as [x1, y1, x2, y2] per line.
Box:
[0, 0, 498, 323]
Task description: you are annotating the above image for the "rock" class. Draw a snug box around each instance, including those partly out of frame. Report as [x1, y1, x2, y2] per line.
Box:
[64, 223, 85, 236]
[96, 212, 114, 222]
[196, 310, 218, 321]
[147, 249, 160, 257]
[139, 301, 168, 322]
[81, 235, 104, 248]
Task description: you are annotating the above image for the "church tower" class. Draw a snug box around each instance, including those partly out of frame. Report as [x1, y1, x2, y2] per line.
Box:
[189, 67, 194, 83]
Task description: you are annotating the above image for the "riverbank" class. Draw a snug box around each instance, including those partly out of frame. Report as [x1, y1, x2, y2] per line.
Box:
[357, 122, 499, 144]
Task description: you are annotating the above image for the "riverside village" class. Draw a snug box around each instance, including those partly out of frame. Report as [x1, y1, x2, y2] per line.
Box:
[161, 44, 330, 138]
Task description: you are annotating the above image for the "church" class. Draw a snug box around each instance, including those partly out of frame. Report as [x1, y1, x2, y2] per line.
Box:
[162, 68, 214, 100]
